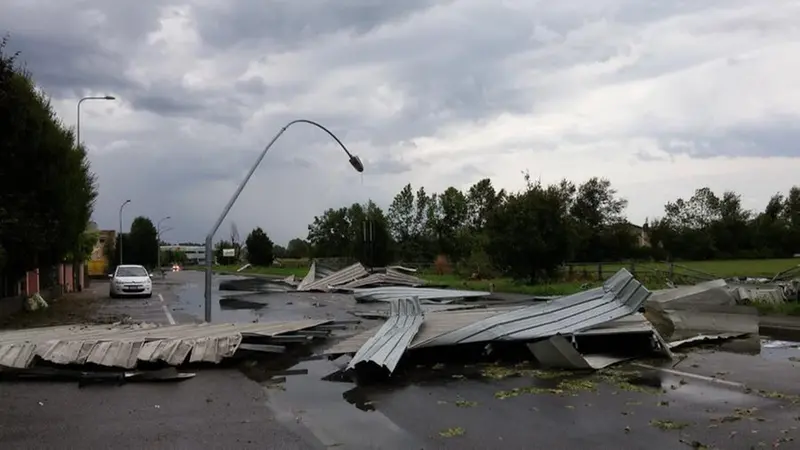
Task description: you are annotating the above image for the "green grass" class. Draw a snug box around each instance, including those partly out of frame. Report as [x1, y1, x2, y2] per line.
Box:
[567, 259, 798, 279]
[422, 274, 593, 296]
[185, 257, 799, 297]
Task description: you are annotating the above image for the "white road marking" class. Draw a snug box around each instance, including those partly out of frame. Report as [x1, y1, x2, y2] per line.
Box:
[161, 304, 176, 325]
[156, 293, 176, 324]
[633, 363, 746, 389]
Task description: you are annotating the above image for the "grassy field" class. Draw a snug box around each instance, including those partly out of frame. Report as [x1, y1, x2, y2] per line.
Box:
[567, 259, 798, 279]
[186, 257, 799, 297]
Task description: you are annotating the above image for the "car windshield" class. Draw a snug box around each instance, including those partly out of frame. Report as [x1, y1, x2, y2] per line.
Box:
[116, 267, 148, 277]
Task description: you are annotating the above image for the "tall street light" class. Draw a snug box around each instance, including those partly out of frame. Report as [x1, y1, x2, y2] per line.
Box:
[118, 199, 131, 265]
[77, 95, 116, 146]
[156, 216, 171, 271]
[203, 119, 364, 322]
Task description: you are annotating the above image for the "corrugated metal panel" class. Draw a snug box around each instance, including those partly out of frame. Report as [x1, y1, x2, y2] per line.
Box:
[0, 320, 330, 369]
[346, 297, 424, 374]
[352, 286, 491, 303]
[324, 307, 522, 355]
[296, 261, 317, 291]
[297, 263, 369, 292]
[417, 269, 649, 346]
[576, 313, 655, 335]
[337, 269, 426, 289]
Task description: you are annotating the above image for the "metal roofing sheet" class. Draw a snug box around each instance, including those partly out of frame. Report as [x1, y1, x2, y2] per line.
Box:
[0, 320, 329, 369]
[336, 269, 426, 289]
[297, 263, 369, 292]
[346, 297, 424, 374]
[417, 269, 649, 346]
[324, 306, 522, 355]
[296, 261, 318, 291]
[576, 313, 655, 336]
[351, 286, 491, 303]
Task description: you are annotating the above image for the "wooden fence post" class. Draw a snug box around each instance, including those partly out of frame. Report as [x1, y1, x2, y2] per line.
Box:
[597, 263, 603, 281]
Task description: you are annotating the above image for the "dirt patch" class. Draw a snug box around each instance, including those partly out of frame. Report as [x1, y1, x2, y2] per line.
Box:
[0, 289, 126, 330]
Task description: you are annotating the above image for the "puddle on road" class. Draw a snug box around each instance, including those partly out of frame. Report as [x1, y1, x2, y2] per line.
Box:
[760, 339, 800, 363]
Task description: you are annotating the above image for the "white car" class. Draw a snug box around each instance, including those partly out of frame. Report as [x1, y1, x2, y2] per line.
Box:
[109, 264, 153, 298]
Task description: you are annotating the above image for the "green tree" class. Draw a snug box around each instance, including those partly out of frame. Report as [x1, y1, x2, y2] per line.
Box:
[124, 217, 158, 268]
[214, 240, 240, 265]
[307, 201, 394, 266]
[0, 37, 97, 283]
[286, 238, 310, 258]
[569, 177, 633, 261]
[245, 227, 275, 266]
[273, 244, 287, 259]
[484, 174, 573, 281]
[161, 249, 187, 265]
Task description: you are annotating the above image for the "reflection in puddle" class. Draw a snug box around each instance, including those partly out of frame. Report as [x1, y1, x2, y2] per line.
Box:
[760, 339, 800, 362]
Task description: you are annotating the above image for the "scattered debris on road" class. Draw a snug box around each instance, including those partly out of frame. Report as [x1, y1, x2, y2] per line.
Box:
[0, 366, 195, 386]
[328, 269, 675, 378]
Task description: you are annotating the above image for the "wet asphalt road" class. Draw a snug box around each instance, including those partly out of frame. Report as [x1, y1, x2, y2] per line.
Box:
[2, 271, 800, 449]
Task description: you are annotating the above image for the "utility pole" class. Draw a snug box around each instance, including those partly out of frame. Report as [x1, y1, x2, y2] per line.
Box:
[118, 200, 131, 265]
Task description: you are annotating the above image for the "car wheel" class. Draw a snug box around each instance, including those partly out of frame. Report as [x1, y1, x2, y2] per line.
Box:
[109, 292, 117, 299]
[145, 293, 152, 299]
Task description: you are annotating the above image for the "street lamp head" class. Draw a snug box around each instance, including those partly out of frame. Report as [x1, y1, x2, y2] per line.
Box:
[349, 155, 364, 173]
[104, 95, 116, 100]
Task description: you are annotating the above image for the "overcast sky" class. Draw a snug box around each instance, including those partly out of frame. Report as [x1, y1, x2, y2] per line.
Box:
[4, 0, 800, 246]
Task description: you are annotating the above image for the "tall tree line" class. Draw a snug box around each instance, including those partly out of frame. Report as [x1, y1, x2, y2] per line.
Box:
[302, 173, 800, 282]
[0, 38, 98, 294]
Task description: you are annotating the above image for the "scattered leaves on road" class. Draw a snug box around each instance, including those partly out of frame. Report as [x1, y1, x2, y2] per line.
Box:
[649, 419, 690, 431]
[454, 399, 477, 408]
[439, 427, 465, 438]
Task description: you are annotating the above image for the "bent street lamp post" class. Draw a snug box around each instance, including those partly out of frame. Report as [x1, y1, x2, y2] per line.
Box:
[157, 216, 171, 271]
[203, 119, 364, 322]
[118, 199, 131, 265]
[77, 95, 115, 146]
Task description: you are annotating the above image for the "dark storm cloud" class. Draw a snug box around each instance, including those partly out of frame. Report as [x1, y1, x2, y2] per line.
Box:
[193, 0, 447, 51]
[1, 1, 169, 97]
[6, 33, 135, 97]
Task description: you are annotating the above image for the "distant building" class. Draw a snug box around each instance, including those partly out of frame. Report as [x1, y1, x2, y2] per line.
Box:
[160, 245, 207, 264]
[88, 229, 116, 277]
[625, 223, 651, 248]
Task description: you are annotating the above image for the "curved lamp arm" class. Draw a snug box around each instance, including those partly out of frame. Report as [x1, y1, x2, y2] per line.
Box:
[203, 119, 364, 322]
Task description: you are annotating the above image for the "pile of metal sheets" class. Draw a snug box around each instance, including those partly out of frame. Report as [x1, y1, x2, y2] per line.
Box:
[0, 320, 335, 369]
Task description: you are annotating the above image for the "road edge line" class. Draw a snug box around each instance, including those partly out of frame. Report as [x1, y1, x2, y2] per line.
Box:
[157, 293, 176, 325]
[633, 363, 746, 389]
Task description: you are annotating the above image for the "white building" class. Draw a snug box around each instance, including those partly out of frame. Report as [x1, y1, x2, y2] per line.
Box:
[160, 245, 206, 264]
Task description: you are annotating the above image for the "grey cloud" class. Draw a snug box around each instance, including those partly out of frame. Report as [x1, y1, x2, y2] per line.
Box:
[193, 0, 446, 52]
[7, 33, 135, 98]
[656, 121, 800, 159]
[366, 158, 412, 175]
[4, 0, 798, 245]
[1, 1, 170, 97]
